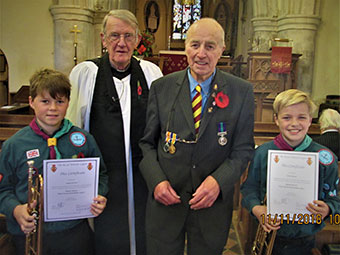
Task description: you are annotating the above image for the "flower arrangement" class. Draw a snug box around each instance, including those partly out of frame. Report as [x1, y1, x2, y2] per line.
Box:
[134, 30, 155, 57]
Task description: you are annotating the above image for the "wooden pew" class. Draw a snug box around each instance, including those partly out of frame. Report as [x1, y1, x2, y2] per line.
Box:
[0, 114, 33, 149]
[0, 127, 21, 149]
[0, 114, 34, 128]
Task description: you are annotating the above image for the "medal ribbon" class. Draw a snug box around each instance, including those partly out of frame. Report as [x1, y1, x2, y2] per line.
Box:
[165, 131, 177, 145]
[29, 118, 73, 159]
[218, 122, 226, 133]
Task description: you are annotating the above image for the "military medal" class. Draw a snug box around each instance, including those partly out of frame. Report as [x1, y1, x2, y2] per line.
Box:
[163, 142, 170, 153]
[218, 136, 227, 146]
[217, 122, 228, 146]
[169, 144, 176, 154]
[164, 131, 177, 154]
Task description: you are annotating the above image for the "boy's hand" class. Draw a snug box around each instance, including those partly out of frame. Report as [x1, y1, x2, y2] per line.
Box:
[13, 203, 36, 234]
[307, 200, 330, 220]
[252, 205, 281, 233]
[91, 195, 107, 216]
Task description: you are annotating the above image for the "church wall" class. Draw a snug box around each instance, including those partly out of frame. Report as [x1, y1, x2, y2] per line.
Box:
[0, 0, 338, 104]
[312, 0, 339, 105]
[136, 0, 168, 54]
[0, 0, 54, 94]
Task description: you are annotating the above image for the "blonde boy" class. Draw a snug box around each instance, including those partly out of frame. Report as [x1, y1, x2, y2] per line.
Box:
[241, 89, 339, 255]
[0, 69, 108, 255]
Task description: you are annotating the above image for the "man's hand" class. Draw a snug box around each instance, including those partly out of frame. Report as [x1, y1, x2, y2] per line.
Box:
[13, 203, 36, 234]
[154, 181, 181, 206]
[189, 176, 220, 210]
[91, 195, 107, 216]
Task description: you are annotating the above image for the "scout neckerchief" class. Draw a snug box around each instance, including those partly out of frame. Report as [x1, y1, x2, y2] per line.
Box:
[29, 118, 73, 159]
[273, 133, 312, 151]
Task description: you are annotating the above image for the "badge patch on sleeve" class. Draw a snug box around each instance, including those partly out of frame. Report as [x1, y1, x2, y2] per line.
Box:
[318, 149, 334, 165]
[70, 132, 86, 147]
[0, 173, 3, 183]
[26, 149, 40, 159]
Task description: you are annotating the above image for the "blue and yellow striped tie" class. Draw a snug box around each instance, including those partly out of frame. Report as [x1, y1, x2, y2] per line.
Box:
[192, 85, 202, 134]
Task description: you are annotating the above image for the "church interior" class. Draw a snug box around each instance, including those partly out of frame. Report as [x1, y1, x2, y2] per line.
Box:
[0, 0, 339, 254]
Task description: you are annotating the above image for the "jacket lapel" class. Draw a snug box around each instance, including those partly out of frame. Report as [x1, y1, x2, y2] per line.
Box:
[176, 70, 196, 135]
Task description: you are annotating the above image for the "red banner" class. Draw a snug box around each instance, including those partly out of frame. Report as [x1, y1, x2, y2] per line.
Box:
[271, 46, 292, 73]
[160, 52, 188, 75]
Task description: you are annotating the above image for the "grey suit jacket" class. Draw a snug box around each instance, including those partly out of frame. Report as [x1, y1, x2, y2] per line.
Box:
[139, 68, 255, 248]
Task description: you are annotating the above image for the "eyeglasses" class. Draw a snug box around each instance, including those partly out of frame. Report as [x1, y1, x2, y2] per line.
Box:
[106, 33, 136, 43]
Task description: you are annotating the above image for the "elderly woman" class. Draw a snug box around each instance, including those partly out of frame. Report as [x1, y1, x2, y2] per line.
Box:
[314, 108, 340, 159]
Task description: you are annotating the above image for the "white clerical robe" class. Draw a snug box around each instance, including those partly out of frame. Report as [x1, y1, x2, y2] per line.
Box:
[66, 58, 163, 255]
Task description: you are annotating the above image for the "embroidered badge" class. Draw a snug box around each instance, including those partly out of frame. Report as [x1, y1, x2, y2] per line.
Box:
[318, 149, 334, 165]
[26, 149, 40, 159]
[328, 190, 337, 197]
[70, 132, 86, 147]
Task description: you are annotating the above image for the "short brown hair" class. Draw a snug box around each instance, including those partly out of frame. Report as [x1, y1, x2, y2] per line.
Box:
[29, 68, 71, 100]
[273, 89, 316, 116]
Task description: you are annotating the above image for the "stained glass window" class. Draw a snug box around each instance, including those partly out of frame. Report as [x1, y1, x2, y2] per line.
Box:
[172, 0, 201, 40]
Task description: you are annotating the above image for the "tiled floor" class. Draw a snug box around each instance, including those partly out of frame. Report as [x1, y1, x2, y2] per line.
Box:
[222, 221, 243, 255]
[184, 220, 244, 255]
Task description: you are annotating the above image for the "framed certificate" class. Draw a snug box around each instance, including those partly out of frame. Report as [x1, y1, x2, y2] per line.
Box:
[267, 150, 319, 221]
[43, 158, 100, 222]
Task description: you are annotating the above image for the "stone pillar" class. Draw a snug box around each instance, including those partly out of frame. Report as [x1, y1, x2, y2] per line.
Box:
[93, 11, 107, 57]
[277, 15, 320, 94]
[50, 5, 94, 75]
[250, 0, 321, 93]
[251, 17, 277, 52]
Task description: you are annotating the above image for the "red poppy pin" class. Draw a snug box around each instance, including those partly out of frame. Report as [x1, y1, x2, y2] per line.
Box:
[215, 91, 229, 108]
[137, 80, 142, 99]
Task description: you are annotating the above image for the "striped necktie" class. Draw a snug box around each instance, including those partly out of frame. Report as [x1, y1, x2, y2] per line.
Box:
[192, 85, 202, 134]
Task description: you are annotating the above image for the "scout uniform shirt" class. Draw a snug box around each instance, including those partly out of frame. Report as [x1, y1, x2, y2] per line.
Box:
[0, 119, 108, 235]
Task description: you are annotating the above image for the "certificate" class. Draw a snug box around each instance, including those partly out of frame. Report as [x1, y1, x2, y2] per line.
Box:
[267, 150, 319, 221]
[43, 158, 99, 222]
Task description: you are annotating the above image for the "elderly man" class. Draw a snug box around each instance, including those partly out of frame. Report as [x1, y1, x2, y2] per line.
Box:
[139, 18, 255, 255]
[66, 9, 163, 255]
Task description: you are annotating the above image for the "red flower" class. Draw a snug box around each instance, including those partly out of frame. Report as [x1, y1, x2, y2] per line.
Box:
[137, 44, 146, 55]
[215, 91, 229, 108]
[137, 83, 142, 96]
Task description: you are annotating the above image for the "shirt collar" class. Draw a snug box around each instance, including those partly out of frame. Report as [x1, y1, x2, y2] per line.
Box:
[321, 129, 339, 134]
[187, 68, 216, 95]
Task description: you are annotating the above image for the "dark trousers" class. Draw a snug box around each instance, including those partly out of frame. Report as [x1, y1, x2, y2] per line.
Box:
[147, 210, 225, 255]
[273, 235, 315, 255]
[13, 220, 94, 255]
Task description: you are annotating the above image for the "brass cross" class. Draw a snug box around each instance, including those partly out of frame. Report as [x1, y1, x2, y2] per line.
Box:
[70, 25, 81, 43]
